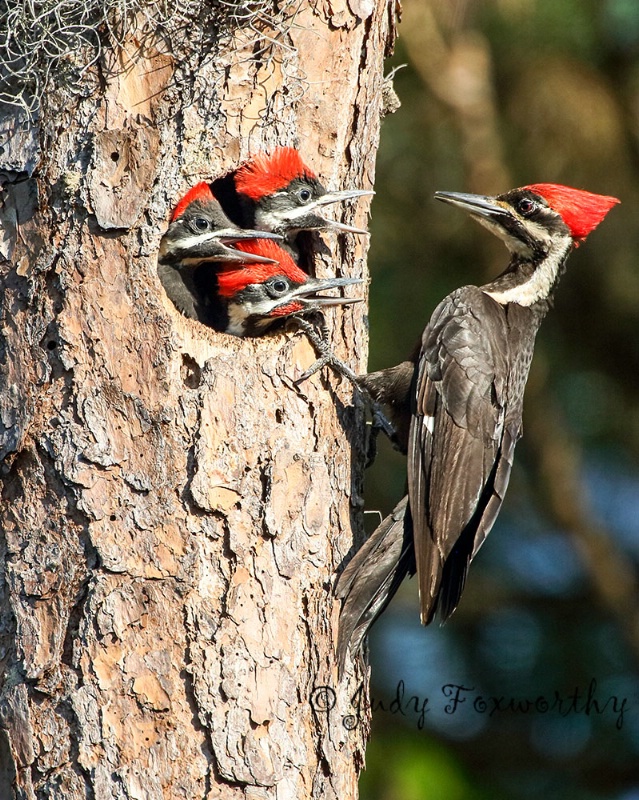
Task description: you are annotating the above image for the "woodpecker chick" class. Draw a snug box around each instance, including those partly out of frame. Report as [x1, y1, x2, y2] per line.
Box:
[337, 183, 619, 673]
[213, 239, 362, 338]
[158, 182, 281, 320]
[232, 147, 374, 238]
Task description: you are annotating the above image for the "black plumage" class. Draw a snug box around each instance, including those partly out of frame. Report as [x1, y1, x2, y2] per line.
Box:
[337, 184, 619, 674]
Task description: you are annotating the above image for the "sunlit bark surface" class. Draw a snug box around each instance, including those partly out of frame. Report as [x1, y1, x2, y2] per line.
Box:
[0, 2, 398, 796]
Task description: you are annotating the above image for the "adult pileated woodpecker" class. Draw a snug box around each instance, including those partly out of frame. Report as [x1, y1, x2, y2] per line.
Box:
[158, 182, 281, 321]
[212, 238, 362, 337]
[337, 183, 619, 673]
[212, 147, 373, 240]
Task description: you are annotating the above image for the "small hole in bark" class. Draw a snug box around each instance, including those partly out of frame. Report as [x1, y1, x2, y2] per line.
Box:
[275, 409, 283, 424]
[109, 514, 116, 521]
[111, 151, 119, 162]
[181, 354, 201, 389]
[46, 340, 57, 350]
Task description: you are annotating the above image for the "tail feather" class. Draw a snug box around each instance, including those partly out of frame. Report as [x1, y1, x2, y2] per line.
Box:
[336, 496, 415, 677]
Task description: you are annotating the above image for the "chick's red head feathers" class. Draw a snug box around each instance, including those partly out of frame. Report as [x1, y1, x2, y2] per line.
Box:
[216, 239, 309, 298]
[171, 182, 215, 221]
[234, 147, 317, 200]
[524, 184, 619, 242]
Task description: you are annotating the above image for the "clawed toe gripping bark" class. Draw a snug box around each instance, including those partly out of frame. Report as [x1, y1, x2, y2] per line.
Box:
[291, 315, 400, 459]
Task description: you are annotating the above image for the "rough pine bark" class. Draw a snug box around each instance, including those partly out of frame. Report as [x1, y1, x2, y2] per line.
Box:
[0, 1, 398, 798]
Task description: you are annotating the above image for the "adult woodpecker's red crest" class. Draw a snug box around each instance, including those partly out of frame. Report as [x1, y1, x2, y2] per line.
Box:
[234, 147, 316, 201]
[171, 182, 215, 221]
[524, 184, 619, 243]
[336, 181, 619, 675]
[216, 239, 309, 298]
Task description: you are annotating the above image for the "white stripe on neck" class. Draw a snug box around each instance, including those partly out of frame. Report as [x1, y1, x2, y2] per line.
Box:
[484, 238, 571, 307]
[226, 298, 280, 336]
[226, 303, 249, 336]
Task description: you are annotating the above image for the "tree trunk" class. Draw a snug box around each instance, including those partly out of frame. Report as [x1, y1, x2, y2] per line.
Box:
[0, 2, 397, 798]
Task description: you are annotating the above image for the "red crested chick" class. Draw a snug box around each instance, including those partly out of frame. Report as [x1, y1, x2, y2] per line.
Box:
[232, 147, 373, 237]
[158, 182, 281, 320]
[216, 239, 362, 337]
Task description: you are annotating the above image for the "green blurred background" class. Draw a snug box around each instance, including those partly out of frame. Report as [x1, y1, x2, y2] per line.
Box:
[361, 1, 639, 797]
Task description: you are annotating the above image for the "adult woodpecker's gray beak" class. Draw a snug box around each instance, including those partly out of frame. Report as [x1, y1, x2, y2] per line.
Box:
[434, 190, 529, 251]
[434, 191, 511, 223]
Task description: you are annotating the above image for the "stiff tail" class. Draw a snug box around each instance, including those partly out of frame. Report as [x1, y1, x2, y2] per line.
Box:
[336, 496, 415, 678]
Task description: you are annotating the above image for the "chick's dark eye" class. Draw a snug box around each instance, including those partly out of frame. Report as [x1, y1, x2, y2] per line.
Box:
[194, 217, 210, 231]
[517, 198, 537, 216]
[298, 188, 312, 203]
[271, 279, 288, 294]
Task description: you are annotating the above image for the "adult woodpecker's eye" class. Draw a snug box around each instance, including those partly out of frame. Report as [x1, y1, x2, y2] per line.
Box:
[194, 217, 210, 231]
[517, 198, 537, 216]
[298, 188, 312, 203]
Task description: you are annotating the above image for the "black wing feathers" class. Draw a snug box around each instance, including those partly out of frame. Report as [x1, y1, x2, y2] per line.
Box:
[409, 287, 513, 623]
[337, 286, 527, 668]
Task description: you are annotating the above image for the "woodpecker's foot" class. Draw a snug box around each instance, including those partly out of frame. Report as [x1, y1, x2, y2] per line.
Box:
[290, 315, 400, 456]
[294, 353, 332, 385]
[365, 413, 388, 468]
[370, 405, 398, 445]
[292, 316, 359, 387]
[294, 352, 360, 386]
[365, 424, 379, 468]
[362, 400, 401, 467]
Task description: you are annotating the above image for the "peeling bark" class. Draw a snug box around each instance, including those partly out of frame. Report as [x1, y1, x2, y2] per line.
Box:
[0, 2, 397, 798]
